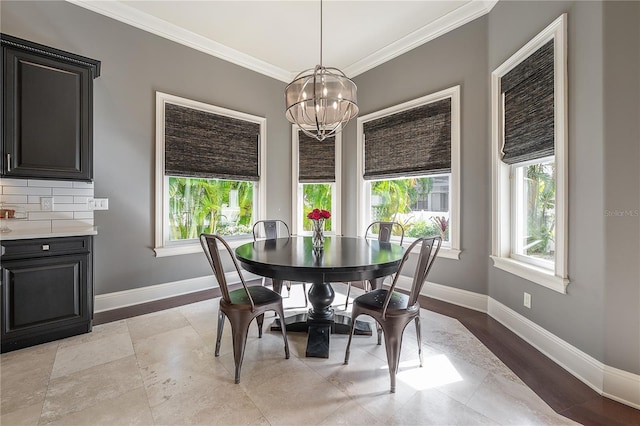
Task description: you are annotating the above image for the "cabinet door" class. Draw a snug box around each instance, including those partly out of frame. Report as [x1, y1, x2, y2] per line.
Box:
[2, 48, 92, 180]
[1, 253, 91, 341]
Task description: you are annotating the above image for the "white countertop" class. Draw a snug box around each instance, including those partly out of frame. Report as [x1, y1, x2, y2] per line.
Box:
[0, 227, 98, 241]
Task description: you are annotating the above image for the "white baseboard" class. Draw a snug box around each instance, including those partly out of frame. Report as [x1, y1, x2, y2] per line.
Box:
[488, 297, 640, 409]
[94, 273, 640, 409]
[94, 271, 261, 313]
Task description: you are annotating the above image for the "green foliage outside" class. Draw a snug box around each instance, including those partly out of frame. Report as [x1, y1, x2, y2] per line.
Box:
[168, 177, 253, 240]
[301, 183, 332, 231]
[371, 177, 447, 240]
[524, 162, 555, 258]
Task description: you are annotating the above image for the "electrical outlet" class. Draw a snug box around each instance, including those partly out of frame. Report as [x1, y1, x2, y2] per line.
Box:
[88, 198, 109, 211]
[524, 292, 532, 309]
[41, 197, 54, 211]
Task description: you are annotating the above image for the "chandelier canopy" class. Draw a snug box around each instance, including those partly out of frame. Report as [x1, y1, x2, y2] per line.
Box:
[284, 1, 358, 141]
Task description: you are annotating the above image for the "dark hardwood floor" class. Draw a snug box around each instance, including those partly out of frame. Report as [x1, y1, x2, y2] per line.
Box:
[94, 282, 640, 426]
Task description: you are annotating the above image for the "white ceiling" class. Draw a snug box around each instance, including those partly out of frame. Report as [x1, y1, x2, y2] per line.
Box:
[68, 0, 497, 82]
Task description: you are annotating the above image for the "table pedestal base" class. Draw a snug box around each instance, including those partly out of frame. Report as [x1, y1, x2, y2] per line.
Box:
[271, 310, 372, 358]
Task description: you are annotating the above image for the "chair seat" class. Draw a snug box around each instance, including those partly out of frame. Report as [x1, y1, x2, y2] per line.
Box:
[354, 288, 414, 313]
[228, 286, 282, 306]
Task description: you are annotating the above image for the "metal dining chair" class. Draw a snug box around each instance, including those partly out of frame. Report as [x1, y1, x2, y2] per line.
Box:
[199, 233, 290, 384]
[343, 221, 405, 309]
[252, 220, 308, 307]
[344, 236, 441, 393]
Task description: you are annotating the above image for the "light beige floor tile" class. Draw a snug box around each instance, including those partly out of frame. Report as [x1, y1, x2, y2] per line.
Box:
[50, 331, 134, 379]
[132, 325, 211, 369]
[243, 362, 349, 425]
[57, 320, 129, 349]
[140, 349, 230, 408]
[1, 342, 58, 414]
[0, 401, 43, 426]
[127, 309, 191, 342]
[318, 398, 387, 426]
[389, 388, 499, 425]
[150, 380, 267, 426]
[40, 355, 143, 424]
[466, 372, 580, 425]
[44, 387, 153, 426]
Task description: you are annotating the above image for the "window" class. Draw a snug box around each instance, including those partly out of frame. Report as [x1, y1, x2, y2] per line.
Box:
[491, 14, 568, 292]
[154, 92, 266, 256]
[292, 126, 341, 235]
[357, 86, 460, 259]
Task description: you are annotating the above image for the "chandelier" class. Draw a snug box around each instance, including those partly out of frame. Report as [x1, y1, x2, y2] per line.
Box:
[284, 0, 358, 141]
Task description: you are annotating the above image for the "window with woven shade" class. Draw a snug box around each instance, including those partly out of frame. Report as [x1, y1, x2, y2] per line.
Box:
[154, 92, 266, 257]
[292, 127, 341, 235]
[356, 86, 460, 259]
[491, 14, 569, 293]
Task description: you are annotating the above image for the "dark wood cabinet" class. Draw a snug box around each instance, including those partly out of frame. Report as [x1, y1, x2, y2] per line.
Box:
[1, 34, 100, 181]
[1, 236, 93, 353]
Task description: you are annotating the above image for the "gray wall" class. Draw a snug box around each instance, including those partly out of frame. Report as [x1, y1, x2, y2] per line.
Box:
[349, 16, 490, 295]
[2, 1, 639, 374]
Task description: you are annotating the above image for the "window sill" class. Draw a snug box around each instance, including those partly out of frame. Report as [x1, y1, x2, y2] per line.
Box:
[490, 256, 569, 294]
[154, 236, 254, 257]
[408, 244, 460, 260]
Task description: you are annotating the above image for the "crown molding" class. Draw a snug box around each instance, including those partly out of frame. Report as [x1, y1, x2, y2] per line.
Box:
[66, 0, 292, 82]
[67, 0, 497, 83]
[345, 0, 498, 77]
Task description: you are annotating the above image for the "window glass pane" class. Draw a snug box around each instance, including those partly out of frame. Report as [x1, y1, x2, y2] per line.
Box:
[370, 175, 450, 242]
[301, 183, 332, 231]
[168, 177, 253, 240]
[515, 160, 555, 260]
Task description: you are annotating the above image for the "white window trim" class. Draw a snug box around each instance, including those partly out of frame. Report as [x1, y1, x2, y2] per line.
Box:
[291, 125, 342, 236]
[490, 14, 569, 293]
[356, 85, 461, 260]
[153, 92, 267, 257]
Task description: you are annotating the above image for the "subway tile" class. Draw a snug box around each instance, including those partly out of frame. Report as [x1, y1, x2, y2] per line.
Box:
[3, 186, 52, 196]
[0, 178, 28, 187]
[74, 196, 92, 205]
[53, 204, 91, 212]
[0, 195, 28, 204]
[52, 196, 74, 204]
[72, 181, 94, 189]
[74, 211, 94, 220]
[52, 188, 94, 197]
[28, 196, 43, 204]
[28, 180, 73, 188]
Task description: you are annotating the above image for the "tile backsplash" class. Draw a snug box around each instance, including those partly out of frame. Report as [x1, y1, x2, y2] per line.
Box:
[0, 178, 94, 234]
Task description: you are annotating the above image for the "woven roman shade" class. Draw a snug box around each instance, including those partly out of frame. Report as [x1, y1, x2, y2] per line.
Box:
[298, 131, 335, 183]
[501, 40, 555, 165]
[164, 103, 260, 181]
[363, 98, 451, 180]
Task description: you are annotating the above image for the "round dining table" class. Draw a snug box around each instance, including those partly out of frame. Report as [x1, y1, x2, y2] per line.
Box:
[235, 236, 404, 358]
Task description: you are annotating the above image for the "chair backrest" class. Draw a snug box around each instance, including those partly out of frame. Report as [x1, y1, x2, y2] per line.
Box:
[365, 221, 405, 245]
[253, 220, 290, 241]
[200, 233, 254, 308]
[383, 236, 441, 316]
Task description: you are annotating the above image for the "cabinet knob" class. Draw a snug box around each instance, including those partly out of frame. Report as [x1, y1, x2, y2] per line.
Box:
[42, 245, 50, 251]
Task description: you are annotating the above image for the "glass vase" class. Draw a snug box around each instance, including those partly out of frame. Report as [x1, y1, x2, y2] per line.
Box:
[312, 218, 325, 249]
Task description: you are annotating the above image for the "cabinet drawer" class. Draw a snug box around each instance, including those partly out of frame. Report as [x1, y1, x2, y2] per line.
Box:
[1, 236, 91, 260]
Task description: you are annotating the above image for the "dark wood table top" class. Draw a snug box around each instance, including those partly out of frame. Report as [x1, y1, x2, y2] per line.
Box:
[235, 236, 404, 283]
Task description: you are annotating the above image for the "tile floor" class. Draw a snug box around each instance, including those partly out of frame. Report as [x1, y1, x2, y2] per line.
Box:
[1, 286, 578, 425]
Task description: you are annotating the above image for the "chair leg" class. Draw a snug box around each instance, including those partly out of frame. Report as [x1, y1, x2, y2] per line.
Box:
[230, 317, 252, 384]
[343, 311, 358, 365]
[215, 311, 225, 356]
[302, 283, 308, 307]
[414, 316, 423, 367]
[376, 322, 383, 345]
[275, 305, 290, 359]
[344, 282, 351, 310]
[256, 313, 264, 338]
[381, 322, 405, 393]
